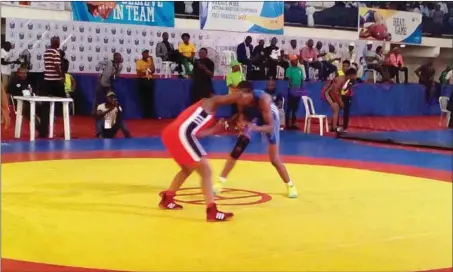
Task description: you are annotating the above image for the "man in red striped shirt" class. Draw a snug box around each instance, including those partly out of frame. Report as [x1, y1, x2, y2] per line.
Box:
[39, 36, 66, 137]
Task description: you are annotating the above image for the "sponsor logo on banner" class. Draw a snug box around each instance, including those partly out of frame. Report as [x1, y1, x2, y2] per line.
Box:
[200, 1, 284, 34]
[71, 1, 175, 27]
[358, 7, 422, 44]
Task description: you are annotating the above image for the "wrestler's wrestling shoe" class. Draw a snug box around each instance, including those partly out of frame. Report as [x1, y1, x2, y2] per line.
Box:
[158, 191, 183, 210]
[213, 177, 226, 195]
[207, 203, 234, 222]
[287, 185, 298, 198]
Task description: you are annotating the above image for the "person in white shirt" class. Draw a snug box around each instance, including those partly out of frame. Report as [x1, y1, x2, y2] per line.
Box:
[341, 42, 358, 64]
[1, 41, 20, 90]
[286, 39, 299, 56]
[95, 92, 131, 138]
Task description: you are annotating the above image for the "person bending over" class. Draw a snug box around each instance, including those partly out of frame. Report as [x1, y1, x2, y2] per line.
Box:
[215, 81, 298, 199]
[322, 68, 357, 133]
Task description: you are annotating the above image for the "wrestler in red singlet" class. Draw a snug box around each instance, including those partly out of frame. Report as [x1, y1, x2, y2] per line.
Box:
[159, 93, 245, 222]
[162, 100, 215, 166]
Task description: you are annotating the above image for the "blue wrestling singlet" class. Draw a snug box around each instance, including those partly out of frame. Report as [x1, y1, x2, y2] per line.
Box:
[243, 89, 280, 145]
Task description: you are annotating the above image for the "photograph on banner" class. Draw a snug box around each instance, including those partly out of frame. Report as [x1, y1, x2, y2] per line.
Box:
[1, 1, 65, 10]
[175, 1, 199, 19]
[200, 1, 284, 34]
[71, 1, 174, 27]
[284, 2, 358, 30]
[359, 7, 422, 44]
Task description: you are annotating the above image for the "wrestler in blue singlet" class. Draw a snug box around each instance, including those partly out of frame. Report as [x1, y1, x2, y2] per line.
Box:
[243, 89, 281, 145]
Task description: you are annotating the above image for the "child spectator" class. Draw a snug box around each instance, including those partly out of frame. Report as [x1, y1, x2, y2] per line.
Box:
[226, 60, 245, 116]
[285, 54, 305, 130]
[62, 60, 76, 98]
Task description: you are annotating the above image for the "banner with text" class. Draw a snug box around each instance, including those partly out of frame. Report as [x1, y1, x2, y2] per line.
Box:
[72, 1, 174, 27]
[358, 7, 422, 45]
[200, 1, 284, 34]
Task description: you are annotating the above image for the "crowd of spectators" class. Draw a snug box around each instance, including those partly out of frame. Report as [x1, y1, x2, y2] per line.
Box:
[284, 1, 453, 37]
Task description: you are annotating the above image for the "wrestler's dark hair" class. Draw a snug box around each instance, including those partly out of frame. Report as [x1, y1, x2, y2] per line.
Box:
[345, 68, 357, 76]
[237, 81, 253, 92]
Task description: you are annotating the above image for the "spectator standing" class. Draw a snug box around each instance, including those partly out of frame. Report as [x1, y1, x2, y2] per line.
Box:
[439, 66, 452, 85]
[301, 39, 320, 81]
[41, 36, 65, 138]
[136, 49, 155, 118]
[285, 55, 304, 130]
[1, 41, 20, 90]
[236, 36, 253, 76]
[264, 37, 280, 79]
[226, 60, 245, 115]
[386, 47, 408, 83]
[93, 52, 123, 113]
[62, 60, 76, 99]
[415, 60, 436, 103]
[178, 33, 196, 77]
[251, 39, 266, 80]
[190, 48, 214, 103]
[432, 4, 445, 37]
[156, 32, 175, 61]
[264, 79, 285, 129]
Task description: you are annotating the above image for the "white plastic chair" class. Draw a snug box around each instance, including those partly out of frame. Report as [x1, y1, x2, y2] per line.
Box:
[9, 95, 17, 114]
[439, 96, 451, 127]
[222, 51, 237, 68]
[365, 69, 377, 83]
[161, 61, 174, 78]
[276, 66, 285, 79]
[301, 96, 329, 136]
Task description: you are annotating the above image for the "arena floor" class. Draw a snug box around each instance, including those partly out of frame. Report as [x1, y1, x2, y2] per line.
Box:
[1, 132, 452, 272]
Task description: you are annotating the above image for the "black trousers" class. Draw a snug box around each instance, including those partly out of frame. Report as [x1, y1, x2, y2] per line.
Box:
[137, 78, 154, 118]
[39, 80, 65, 137]
[93, 82, 113, 114]
[285, 95, 300, 127]
[387, 66, 408, 83]
[341, 95, 352, 130]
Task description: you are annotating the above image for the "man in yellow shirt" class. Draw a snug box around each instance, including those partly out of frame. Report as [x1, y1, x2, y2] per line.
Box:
[178, 33, 196, 77]
[136, 49, 155, 118]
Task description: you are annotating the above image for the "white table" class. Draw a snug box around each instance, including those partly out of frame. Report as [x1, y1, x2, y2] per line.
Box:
[13, 96, 73, 141]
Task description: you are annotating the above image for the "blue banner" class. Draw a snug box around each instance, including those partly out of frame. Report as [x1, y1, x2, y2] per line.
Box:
[71, 1, 174, 27]
[200, 1, 284, 34]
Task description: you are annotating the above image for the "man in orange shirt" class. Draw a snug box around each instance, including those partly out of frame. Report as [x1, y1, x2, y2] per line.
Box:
[385, 47, 408, 83]
[136, 49, 155, 118]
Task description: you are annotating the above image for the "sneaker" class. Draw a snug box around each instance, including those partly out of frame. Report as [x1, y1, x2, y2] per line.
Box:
[213, 181, 224, 195]
[158, 191, 183, 210]
[287, 185, 298, 198]
[206, 203, 234, 222]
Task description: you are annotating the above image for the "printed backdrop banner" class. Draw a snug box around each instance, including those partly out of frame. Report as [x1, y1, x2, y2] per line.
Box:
[358, 7, 422, 44]
[5, 18, 378, 76]
[71, 1, 174, 27]
[200, 1, 284, 34]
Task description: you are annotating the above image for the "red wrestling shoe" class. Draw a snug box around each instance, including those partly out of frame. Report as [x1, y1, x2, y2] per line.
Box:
[206, 203, 234, 222]
[159, 191, 183, 210]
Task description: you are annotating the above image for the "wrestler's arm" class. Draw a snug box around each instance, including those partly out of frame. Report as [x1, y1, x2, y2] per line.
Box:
[250, 95, 273, 133]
